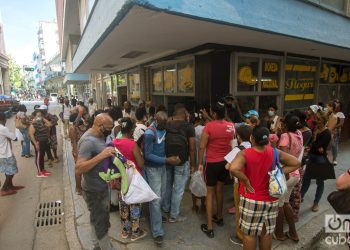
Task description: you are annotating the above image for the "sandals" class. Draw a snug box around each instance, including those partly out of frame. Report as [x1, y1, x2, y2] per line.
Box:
[286, 232, 299, 242]
[212, 215, 224, 226]
[201, 224, 214, 238]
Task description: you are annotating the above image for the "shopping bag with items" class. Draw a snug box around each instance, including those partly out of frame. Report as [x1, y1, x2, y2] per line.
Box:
[268, 147, 287, 198]
[189, 171, 207, 197]
[122, 167, 159, 205]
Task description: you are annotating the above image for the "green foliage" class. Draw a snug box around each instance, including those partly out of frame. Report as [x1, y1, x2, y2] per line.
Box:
[8, 55, 23, 88]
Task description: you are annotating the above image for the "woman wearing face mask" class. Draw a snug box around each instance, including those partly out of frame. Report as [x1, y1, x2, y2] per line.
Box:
[325, 101, 341, 165]
[301, 111, 331, 212]
[266, 104, 281, 134]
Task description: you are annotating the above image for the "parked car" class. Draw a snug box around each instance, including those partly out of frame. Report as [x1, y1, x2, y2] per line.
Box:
[50, 93, 58, 103]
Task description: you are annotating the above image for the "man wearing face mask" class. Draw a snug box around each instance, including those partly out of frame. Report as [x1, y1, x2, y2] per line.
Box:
[224, 94, 242, 123]
[76, 113, 116, 250]
[143, 111, 181, 246]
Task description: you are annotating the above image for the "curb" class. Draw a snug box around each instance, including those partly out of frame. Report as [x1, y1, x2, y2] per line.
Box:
[62, 129, 83, 250]
[273, 208, 331, 250]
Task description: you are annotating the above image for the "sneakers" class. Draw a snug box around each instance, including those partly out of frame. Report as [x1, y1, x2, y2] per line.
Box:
[11, 186, 25, 190]
[169, 216, 187, 223]
[229, 235, 243, 247]
[0, 190, 17, 196]
[48, 160, 53, 167]
[42, 170, 51, 175]
[154, 235, 163, 245]
[312, 203, 319, 212]
[37, 172, 49, 178]
[131, 229, 147, 242]
[121, 231, 130, 239]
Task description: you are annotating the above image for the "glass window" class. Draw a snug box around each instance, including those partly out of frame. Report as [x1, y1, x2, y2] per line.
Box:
[163, 65, 176, 94]
[339, 85, 350, 114]
[128, 72, 140, 103]
[318, 85, 338, 104]
[237, 56, 259, 92]
[236, 96, 256, 115]
[117, 73, 127, 86]
[284, 58, 317, 112]
[178, 61, 194, 93]
[261, 59, 280, 91]
[320, 63, 350, 84]
[152, 68, 163, 93]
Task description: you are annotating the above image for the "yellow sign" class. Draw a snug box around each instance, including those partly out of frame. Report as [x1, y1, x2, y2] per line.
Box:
[238, 66, 257, 85]
[320, 64, 349, 83]
[285, 64, 316, 72]
[264, 62, 278, 72]
[262, 80, 278, 89]
[285, 94, 314, 101]
[285, 78, 314, 91]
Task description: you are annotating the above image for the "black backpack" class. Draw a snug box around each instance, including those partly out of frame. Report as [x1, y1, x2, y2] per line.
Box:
[165, 122, 188, 165]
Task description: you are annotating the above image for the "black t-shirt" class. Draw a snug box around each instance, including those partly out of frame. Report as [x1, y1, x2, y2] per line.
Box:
[310, 129, 331, 155]
[166, 120, 195, 161]
[226, 107, 242, 123]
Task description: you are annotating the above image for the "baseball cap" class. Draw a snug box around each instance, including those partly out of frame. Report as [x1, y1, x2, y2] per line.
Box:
[244, 109, 259, 118]
[309, 105, 322, 114]
[224, 94, 234, 100]
[37, 105, 48, 110]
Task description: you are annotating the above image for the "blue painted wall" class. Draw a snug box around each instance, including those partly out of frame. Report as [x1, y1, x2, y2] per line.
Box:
[128, 0, 350, 49]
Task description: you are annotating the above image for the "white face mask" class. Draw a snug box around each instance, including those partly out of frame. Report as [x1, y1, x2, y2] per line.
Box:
[268, 111, 275, 117]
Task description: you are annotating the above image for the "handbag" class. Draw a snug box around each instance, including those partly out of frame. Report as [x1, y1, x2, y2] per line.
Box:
[327, 189, 350, 214]
[306, 155, 335, 180]
[268, 147, 287, 198]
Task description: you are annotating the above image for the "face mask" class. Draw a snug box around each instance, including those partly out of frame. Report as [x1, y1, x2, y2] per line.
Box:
[268, 111, 275, 117]
[103, 129, 111, 138]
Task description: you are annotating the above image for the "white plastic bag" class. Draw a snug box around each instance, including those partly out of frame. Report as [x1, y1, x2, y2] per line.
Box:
[189, 171, 207, 197]
[122, 168, 159, 205]
[268, 148, 287, 198]
[15, 129, 24, 141]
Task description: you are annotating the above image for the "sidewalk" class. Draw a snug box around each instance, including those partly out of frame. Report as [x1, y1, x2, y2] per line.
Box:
[62, 129, 350, 249]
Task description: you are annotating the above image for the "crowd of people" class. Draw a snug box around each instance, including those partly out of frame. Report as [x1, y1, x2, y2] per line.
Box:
[0, 94, 349, 250]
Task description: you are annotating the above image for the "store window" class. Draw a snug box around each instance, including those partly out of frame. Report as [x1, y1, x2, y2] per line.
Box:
[234, 54, 282, 116]
[117, 73, 127, 86]
[237, 56, 259, 92]
[152, 68, 163, 93]
[284, 58, 318, 112]
[178, 61, 194, 93]
[128, 72, 141, 103]
[261, 59, 280, 92]
[163, 65, 176, 93]
[151, 60, 194, 96]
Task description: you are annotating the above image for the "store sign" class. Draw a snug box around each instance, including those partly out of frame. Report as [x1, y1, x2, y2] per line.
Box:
[285, 78, 314, 91]
[320, 63, 350, 84]
[264, 62, 278, 72]
[238, 66, 257, 85]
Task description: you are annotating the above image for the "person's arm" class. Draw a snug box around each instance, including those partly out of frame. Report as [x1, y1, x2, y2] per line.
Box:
[189, 137, 196, 174]
[42, 118, 52, 127]
[198, 132, 209, 171]
[143, 133, 166, 165]
[278, 149, 301, 174]
[336, 169, 350, 191]
[76, 146, 116, 175]
[327, 115, 338, 131]
[133, 143, 144, 168]
[28, 124, 39, 149]
[69, 127, 78, 158]
[229, 151, 255, 193]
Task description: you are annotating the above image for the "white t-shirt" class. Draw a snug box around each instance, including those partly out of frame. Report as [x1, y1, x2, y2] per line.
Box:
[0, 124, 16, 158]
[63, 104, 71, 120]
[89, 103, 98, 116]
[133, 123, 147, 141]
[336, 112, 346, 119]
[123, 110, 136, 120]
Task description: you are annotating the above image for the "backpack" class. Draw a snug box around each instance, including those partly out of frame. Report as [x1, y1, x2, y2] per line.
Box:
[165, 122, 188, 165]
[136, 126, 156, 153]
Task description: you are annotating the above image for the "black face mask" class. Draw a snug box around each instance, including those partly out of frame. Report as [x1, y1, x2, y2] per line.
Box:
[103, 129, 111, 138]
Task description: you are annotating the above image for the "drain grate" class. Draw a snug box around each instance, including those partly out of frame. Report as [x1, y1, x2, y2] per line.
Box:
[35, 201, 64, 228]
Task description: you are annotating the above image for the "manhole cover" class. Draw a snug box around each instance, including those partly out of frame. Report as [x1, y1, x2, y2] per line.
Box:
[35, 201, 64, 228]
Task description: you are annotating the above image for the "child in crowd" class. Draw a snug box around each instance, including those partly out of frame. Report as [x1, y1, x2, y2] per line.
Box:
[225, 124, 253, 245]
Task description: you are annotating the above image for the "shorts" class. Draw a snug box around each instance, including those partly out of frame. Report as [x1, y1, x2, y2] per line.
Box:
[278, 176, 300, 207]
[239, 196, 278, 236]
[204, 161, 228, 186]
[0, 156, 18, 176]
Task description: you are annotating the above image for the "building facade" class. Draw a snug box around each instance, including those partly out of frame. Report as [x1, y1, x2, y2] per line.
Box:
[62, 0, 350, 134]
[0, 15, 9, 95]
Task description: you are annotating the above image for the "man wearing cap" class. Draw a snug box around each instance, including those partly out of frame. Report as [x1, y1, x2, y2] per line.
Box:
[224, 94, 242, 123]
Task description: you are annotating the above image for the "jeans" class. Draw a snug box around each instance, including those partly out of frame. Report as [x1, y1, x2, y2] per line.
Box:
[331, 131, 340, 161]
[162, 161, 190, 218]
[301, 154, 326, 204]
[144, 165, 166, 238]
[19, 128, 30, 156]
[83, 189, 113, 250]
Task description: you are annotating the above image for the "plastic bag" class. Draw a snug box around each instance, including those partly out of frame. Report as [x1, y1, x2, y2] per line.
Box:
[122, 168, 159, 205]
[268, 148, 287, 198]
[189, 171, 207, 197]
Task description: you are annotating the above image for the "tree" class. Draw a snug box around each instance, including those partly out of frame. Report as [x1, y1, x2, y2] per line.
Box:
[8, 55, 23, 88]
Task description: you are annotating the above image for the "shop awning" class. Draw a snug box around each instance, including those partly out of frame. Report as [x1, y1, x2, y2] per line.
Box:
[63, 73, 89, 85]
[72, 0, 350, 73]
